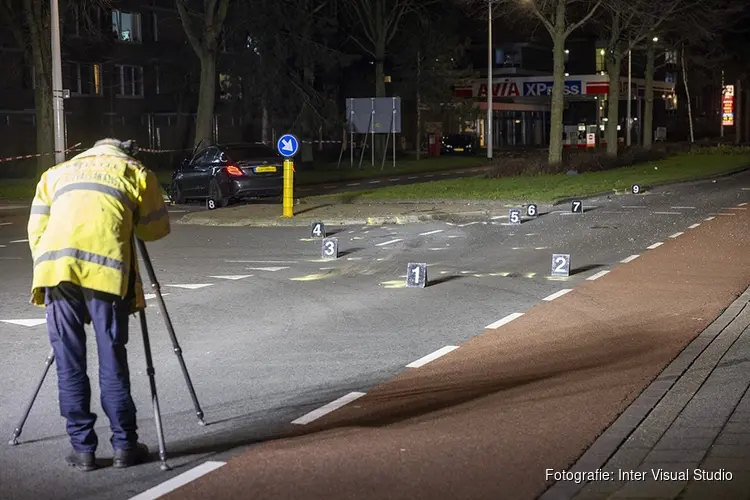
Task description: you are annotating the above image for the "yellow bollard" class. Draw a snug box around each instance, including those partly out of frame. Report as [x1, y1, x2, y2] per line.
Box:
[282, 158, 294, 217]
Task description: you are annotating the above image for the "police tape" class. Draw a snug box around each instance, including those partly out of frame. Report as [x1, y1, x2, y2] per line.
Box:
[0, 144, 189, 164]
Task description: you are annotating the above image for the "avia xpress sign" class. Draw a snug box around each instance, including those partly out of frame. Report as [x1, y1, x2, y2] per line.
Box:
[478, 80, 582, 97]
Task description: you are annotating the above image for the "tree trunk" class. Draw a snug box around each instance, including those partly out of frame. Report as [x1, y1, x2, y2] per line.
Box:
[643, 39, 655, 149]
[606, 54, 623, 156]
[681, 47, 694, 143]
[25, 0, 54, 177]
[195, 52, 217, 148]
[547, 0, 567, 166]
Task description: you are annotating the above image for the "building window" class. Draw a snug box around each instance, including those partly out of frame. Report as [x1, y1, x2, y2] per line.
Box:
[154, 65, 160, 94]
[152, 12, 158, 42]
[664, 50, 677, 65]
[595, 48, 607, 73]
[63, 62, 102, 96]
[219, 74, 242, 100]
[115, 65, 144, 97]
[112, 10, 142, 42]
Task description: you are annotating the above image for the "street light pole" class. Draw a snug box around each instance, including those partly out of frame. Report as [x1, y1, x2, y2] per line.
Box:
[626, 47, 632, 147]
[50, 0, 66, 164]
[487, 0, 493, 160]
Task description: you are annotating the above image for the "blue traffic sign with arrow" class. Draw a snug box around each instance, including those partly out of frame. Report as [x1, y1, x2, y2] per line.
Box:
[277, 133, 299, 158]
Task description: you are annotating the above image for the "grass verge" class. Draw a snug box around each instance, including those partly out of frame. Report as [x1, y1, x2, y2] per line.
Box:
[309, 153, 750, 203]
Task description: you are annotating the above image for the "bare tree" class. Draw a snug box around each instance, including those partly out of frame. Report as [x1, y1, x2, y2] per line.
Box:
[347, 0, 421, 98]
[473, 0, 602, 166]
[0, 0, 109, 175]
[176, 0, 230, 149]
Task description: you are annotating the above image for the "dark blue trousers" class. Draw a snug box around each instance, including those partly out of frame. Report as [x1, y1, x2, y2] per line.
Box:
[45, 283, 139, 453]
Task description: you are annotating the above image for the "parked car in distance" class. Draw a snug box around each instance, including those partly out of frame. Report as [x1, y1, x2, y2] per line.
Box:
[440, 134, 479, 155]
[171, 142, 284, 208]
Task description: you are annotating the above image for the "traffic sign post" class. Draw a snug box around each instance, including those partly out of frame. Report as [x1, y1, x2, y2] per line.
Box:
[277, 133, 299, 218]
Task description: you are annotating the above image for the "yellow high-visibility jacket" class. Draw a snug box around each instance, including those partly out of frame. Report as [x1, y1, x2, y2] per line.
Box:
[27, 143, 171, 314]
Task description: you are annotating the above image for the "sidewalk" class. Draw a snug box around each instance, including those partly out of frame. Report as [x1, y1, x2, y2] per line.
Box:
[541, 286, 750, 500]
[174, 200, 540, 227]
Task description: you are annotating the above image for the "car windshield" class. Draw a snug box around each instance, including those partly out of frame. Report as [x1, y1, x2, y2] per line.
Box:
[223, 146, 279, 161]
[444, 135, 473, 146]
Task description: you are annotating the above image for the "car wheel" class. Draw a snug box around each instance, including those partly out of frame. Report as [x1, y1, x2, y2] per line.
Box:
[170, 181, 185, 204]
[209, 180, 229, 208]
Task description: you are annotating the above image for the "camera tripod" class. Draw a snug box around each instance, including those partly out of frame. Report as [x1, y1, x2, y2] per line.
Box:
[7, 238, 206, 471]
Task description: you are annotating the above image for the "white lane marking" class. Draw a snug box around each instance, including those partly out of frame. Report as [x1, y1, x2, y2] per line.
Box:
[406, 345, 459, 368]
[165, 284, 213, 290]
[718, 213, 736, 216]
[168, 210, 187, 214]
[291, 392, 366, 425]
[144, 293, 170, 300]
[725, 207, 747, 210]
[375, 238, 403, 247]
[388, 178, 400, 181]
[0, 222, 12, 226]
[671, 206, 696, 209]
[0, 245, 5, 248]
[543, 289, 573, 301]
[428, 247, 446, 251]
[424, 174, 434, 178]
[705, 216, 715, 221]
[127, 461, 227, 500]
[688, 223, 701, 229]
[1, 319, 46, 327]
[440, 172, 450, 176]
[347, 183, 361, 186]
[622, 206, 648, 209]
[408, 176, 418, 179]
[459, 222, 481, 227]
[490, 215, 507, 220]
[226, 260, 297, 264]
[620, 255, 640, 263]
[208, 275, 253, 280]
[738, 203, 748, 207]
[9, 239, 28, 243]
[586, 270, 610, 281]
[347, 257, 363, 260]
[245, 267, 289, 272]
[653, 212, 681, 215]
[485, 312, 524, 330]
[369, 180, 381, 184]
[324, 185, 337, 189]
[419, 229, 444, 236]
[669, 232, 684, 238]
[647, 242, 664, 249]
[742, 188, 750, 191]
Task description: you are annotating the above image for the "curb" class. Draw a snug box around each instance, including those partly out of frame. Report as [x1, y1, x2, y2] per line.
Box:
[174, 210, 498, 227]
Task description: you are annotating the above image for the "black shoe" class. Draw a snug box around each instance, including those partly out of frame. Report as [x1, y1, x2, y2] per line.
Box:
[113, 442, 150, 469]
[66, 450, 97, 472]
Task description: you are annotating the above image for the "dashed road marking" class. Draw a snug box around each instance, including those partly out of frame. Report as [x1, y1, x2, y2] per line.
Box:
[586, 270, 610, 281]
[380, 279, 406, 288]
[144, 293, 170, 300]
[485, 312, 524, 330]
[669, 232, 683, 238]
[440, 172, 450, 176]
[620, 255, 640, 263]
[375, 238, 403, 247]
[705, 216, 715, 221]
[425, 174, 434, 178]
[226, 260, 297, 264]
[127, 461, 227, 500]
[165, 284, 213, 290]
[324, 185, 336, 189]
[653, 212, 681, 215]
[725, 207, 747, 210]
[291, 392, 366, 425]
[245, 267, 289, 272]
[208, 275, 253, 280]
[408, 176, 418, 179]
[543, 289, 573, 301]
[9, 239, 28, 243]
[369, 180, 381, 184]
[671, 206, 695, 209]
[738, 203, 748, 207]
[406, 346, 459, 368]
[290, 273, 335, 281]
[622, 206, 648, 209]
[490, 215, 507, 220]
[647, 242, 663, 249]
[0, 222, 12, 226]
[741, 188, 750, 191]
[388, 178, 400, 181]
[419, 229, 444, 236]
[688, 223, 701, 229]
[347, 183, 361, 186]
[717, 213, 736, 216]
[1, 319, 46, 327]
[347, 257, 363, 260]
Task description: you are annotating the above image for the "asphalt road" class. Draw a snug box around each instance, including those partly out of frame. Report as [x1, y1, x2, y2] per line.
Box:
[0, 170, 748, 500]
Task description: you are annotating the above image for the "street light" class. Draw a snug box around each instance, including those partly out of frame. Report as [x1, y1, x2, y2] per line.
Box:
[50, 0, 66, 164]
[487, 0, 493, 160]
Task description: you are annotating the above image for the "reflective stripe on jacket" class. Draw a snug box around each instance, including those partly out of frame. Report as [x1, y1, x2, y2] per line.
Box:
[27, 143, 171, 314]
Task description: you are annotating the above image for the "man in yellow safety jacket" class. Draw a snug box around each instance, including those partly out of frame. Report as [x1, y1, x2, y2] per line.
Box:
[27, 138, 170, 471]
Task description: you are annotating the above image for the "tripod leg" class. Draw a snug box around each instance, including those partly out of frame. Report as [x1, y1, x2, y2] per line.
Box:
[139, 309, 171, 471]
[136, 238, 206, 426]
[9, 348, 55, 446]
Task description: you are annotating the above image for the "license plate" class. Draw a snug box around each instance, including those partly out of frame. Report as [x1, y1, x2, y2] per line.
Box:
[254, 166, 277, 173]
[454, 148, 464, 152]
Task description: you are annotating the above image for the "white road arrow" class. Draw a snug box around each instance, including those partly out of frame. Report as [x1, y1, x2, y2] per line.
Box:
[208, 275, 253, 280]
[281, 139, 294, 152]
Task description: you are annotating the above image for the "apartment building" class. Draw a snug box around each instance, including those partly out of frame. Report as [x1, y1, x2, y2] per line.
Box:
[0, 0, 244, 165]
